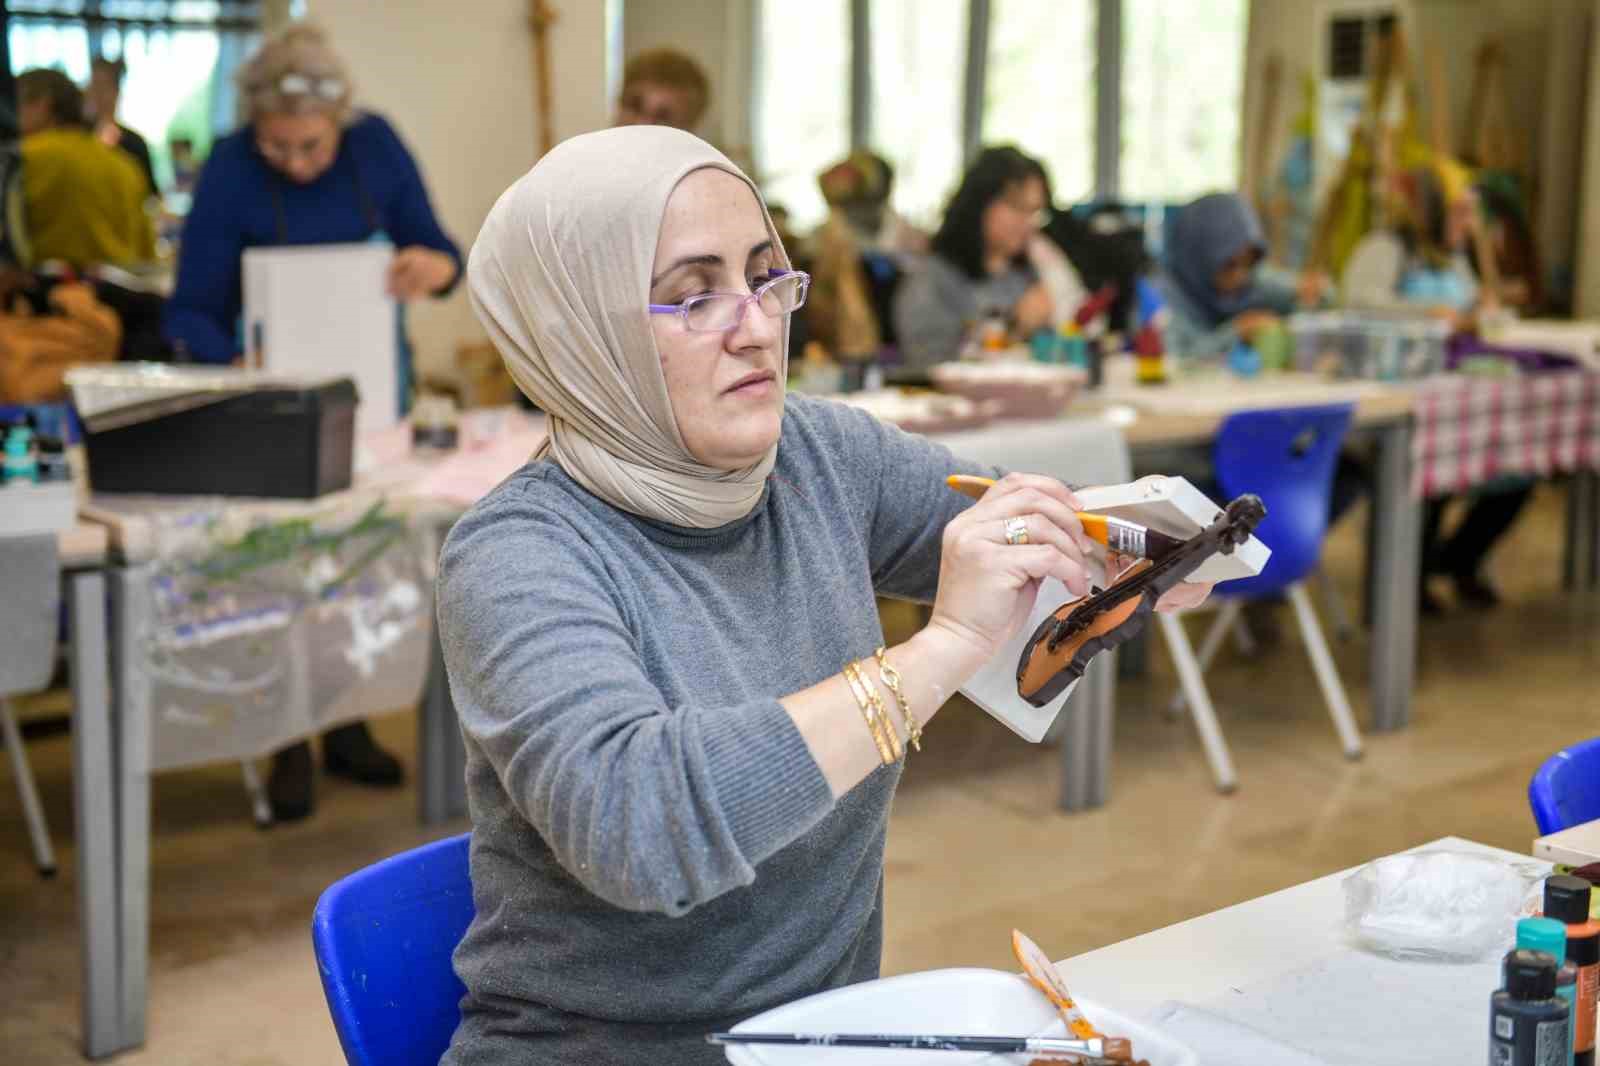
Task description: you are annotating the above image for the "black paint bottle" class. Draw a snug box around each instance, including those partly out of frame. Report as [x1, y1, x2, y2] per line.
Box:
[1491, 950, 1572, 1066]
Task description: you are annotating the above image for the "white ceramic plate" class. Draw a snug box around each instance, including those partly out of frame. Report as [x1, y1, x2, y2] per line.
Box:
[722, 968, 1197, 1066]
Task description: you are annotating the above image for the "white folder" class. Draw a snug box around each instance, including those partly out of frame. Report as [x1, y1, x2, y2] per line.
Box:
[243, 243, 398, 439]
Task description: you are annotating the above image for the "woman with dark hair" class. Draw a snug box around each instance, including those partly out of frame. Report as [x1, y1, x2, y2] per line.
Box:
[892, 146, 1059, 368]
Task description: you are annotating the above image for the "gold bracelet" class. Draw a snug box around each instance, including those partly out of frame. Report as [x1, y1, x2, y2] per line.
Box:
[843, 661, 896, 766]
[875, 646, 922, 752]
[854, 659, 903, 762]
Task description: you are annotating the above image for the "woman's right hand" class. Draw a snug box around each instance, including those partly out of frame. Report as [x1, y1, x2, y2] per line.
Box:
[924, 474, 1097, 670]
[1233, 309, 1281, 343]
[1013, 283, 1055, 336]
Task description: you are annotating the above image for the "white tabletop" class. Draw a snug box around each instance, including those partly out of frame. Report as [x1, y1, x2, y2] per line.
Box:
[1057, 837, 1548, 1065]
[1534, 819, 1600, 867]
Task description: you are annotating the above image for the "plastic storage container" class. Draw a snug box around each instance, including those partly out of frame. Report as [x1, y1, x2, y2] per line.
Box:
[84, 378, 357, 498]
[1288, 311, 1449, 382]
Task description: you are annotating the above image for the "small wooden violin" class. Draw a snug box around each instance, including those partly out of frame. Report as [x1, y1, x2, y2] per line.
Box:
[1015, 495, 1266, 707]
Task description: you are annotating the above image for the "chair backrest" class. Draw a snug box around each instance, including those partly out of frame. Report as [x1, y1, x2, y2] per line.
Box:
[1529, 737, 1600, 836]
[311, 832, 474, 1066]
[1211, 403, 1354, 598]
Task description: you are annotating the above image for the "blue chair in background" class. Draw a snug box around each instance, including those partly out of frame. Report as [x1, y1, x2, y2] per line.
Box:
[1530, 737, 1600, 836]
[311, 832, 474, 1066]
[1157, 404, 1365, 792]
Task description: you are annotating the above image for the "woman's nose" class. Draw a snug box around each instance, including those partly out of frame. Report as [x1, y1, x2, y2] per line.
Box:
[725, 295, 779, 351]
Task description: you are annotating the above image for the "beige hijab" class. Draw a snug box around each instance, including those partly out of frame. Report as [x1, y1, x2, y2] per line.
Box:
[467, 126, 789, 528]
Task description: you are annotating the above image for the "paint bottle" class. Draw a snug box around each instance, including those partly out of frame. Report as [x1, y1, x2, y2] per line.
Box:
[1546, 875, 1600, 1066]
[1490, 950, 1571, 1066]
[2, 423, 38, 484]
[1516, 917, 1580, 1066]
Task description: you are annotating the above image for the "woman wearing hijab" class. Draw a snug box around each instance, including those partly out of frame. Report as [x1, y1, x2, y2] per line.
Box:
[439, 126, 1209, 1065]
[1157, 192, 1324, 363]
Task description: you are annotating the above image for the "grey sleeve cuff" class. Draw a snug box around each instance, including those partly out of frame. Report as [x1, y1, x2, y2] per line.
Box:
[698, 699, 835, 867]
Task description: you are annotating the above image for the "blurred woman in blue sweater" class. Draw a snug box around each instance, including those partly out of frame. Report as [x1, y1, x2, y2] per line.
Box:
[163, 24, 461, 821]
[163, 23, 461, 370]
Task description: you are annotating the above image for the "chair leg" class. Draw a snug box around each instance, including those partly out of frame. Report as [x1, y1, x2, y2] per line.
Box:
[1314, 566, 1356, 641]
[1, 698, 57, 876]
[1156, 613, 1239, 793]
[1287, 583, 1364, 759]
[1230, 612, 1257, 655]
[1167, 600, 1244, 718]
[241, 759, 273, 828]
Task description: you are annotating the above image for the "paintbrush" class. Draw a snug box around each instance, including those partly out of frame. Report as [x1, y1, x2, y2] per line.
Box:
[707, 1031, 1132, 1061]
[945, 475, 1186, 561]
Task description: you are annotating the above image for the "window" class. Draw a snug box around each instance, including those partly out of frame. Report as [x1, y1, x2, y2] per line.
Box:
[1119, 0, 1248, 202]
[752, 0, 850, 232]
[7, 1, 270, 189]
[868, 0, 967, 229]
[751, 0, 1251, 231]
[983, 0, 1097, 205]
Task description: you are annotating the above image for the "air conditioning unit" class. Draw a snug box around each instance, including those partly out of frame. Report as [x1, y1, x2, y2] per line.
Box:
[1310, 0, 1484, 206]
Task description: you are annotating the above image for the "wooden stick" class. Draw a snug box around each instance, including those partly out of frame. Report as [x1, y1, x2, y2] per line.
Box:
[1248, 54, 1284, 221]
[1424, 43, 1451, 159]
[528, 0, 558, 156]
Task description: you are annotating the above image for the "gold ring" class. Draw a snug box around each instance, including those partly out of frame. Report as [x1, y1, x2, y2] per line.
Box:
[1004, 516, 1029, 546]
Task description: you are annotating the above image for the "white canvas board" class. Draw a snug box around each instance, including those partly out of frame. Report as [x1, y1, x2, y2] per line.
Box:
[243, 243, 398, 439]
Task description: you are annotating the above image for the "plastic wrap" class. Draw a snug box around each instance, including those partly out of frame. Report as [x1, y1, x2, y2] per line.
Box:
[1342, 850, 1546, 962]
[133, 494, 434, 771]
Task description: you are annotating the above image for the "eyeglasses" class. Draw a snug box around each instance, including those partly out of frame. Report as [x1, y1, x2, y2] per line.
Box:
[648, 270, 810, 333]
[277, 73, 346, 101]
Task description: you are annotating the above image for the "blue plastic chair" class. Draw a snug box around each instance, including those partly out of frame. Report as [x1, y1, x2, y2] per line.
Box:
[311, 832, 474, 1066]
[1157, 404, 1365, 792]
[1530, 737, 1600, 836]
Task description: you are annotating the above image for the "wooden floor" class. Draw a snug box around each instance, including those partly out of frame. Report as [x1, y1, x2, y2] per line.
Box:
[3, 487, 1595, 1065]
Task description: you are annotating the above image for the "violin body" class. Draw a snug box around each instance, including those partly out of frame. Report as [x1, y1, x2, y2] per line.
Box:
[1015, 495, 1266, 707]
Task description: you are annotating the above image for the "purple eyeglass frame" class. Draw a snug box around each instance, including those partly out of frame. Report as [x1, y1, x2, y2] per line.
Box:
[647, 270, 811, 332]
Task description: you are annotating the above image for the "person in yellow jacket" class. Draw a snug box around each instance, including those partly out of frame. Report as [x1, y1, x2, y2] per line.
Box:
[16, 68, 154, 269]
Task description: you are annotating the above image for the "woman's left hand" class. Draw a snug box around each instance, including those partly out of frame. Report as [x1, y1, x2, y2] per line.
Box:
[387, 246, 458, 301]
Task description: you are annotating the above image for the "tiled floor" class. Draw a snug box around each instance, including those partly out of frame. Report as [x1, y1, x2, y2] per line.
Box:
[3, 486, 1595, 1064]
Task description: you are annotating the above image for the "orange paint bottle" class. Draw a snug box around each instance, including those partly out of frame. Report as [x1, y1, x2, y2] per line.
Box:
[1547, 875, 1600, 1066]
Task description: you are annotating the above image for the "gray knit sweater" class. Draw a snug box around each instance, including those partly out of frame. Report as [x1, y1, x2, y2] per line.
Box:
[436, 394, 992, 1065]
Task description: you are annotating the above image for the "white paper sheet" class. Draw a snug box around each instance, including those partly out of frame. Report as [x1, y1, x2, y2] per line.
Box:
[243, 243, 398, 439]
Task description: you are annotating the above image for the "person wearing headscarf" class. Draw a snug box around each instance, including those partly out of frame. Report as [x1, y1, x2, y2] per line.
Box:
[438, 125, 1207, 1065]
[1156, 192, 1324, 364]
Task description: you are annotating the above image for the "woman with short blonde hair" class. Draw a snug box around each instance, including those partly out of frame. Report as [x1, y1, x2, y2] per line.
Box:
[163, 22, 462, 820]
[235, 22, 355, 124]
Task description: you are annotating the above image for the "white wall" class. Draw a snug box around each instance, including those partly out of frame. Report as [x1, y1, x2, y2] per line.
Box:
[307, 0, 612, 375]
[623, 0, 751, 162]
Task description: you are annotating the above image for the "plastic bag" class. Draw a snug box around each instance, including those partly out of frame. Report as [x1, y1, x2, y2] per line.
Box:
[1343, 850, 1545, 962]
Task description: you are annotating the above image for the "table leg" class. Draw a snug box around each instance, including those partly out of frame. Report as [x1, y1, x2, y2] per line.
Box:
[1564, 471, 1600, 590]
[68, 571, 120, 1059]
[1089, 648, 1116, 806]
[1369, 421, 1420, 732]
[1057, 652, 1114, 812]
[418, 624, 466, 824]
[109, 567, 151, 1049]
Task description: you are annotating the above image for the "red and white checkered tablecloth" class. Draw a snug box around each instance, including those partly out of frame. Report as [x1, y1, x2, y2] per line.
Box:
[1412, 370, 1600, 497]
